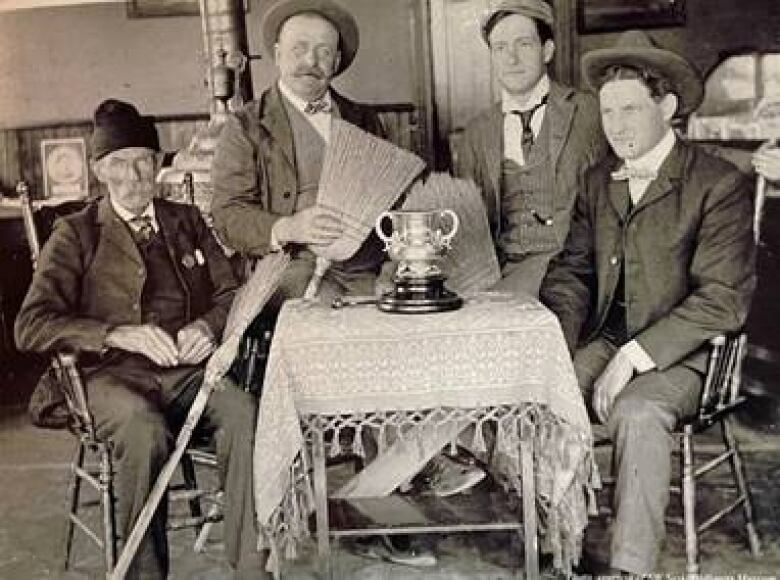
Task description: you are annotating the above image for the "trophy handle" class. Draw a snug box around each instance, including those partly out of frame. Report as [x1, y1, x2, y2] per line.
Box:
[375, 211, 394, 244]
[439, 209, 459, 244]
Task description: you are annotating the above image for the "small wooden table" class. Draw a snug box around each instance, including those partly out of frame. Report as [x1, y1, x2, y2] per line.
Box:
[252, 293, 594, 578]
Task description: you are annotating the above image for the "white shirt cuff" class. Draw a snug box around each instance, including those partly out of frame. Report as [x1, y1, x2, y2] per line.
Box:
[269, 221, 283, 252]
[621, 340, 656, 373]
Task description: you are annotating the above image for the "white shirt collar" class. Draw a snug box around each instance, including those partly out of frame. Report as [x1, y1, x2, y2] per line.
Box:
[278, 80, 333, 114]
[501, 74, 550, 114]
[110, 198, 158, 232]
[625, 128, 676, 174]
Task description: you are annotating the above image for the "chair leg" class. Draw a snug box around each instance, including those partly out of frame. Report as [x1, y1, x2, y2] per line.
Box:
[721, 417, 762, 558]
[180, 453, 204, 536]
[681, 425, 699, 575]
[63, 444, 85, 570]
[100, 446, 117, 572]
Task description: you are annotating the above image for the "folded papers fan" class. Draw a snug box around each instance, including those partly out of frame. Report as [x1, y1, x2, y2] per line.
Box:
[402, 173, 500, 296]
[303, 119, 426, 298]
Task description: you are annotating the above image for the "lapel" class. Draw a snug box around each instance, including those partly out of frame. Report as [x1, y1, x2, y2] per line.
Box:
[545, 81, 576, 174]
[97, 197, 143, 267]
[153, 200, 191, 303]
[632, 140, 685, 214]
[331, 89, 359, 125]
[485, 103, 504, 200]
[605, 155, 630, 220]
[259, 84, 295, 169]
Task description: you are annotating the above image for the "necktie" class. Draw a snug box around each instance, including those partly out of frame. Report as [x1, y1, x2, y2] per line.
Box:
[129, 215, 154, 244]
[304, 98, 332, 115]
[511, 95, 548, 160]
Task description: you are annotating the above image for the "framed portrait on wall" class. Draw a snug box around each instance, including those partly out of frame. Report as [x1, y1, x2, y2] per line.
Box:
[40, 138, 89, 201]
[578, 0, 686, 34]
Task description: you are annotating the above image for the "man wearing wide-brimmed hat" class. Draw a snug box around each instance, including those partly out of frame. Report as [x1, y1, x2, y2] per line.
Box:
[15, 99, 261, 579]
[541, 31, 756, 574]
[454, 0, 607, 298]
[211, 0, 385, 305]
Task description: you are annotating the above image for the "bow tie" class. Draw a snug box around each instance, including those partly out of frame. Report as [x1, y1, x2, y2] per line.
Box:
[303, 98, 332, 115]
[610, 166, 658, 181]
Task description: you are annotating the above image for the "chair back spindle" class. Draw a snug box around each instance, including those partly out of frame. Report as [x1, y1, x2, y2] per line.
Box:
[696, 333, 747, 428]
[17, 182, 42, 270]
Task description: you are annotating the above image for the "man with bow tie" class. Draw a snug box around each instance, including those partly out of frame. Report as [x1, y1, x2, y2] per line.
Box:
[15, 99, 263, 579]
[454, 0, 607, 297]
[540, 31, 756, 574]
[211, 0, 385, 306]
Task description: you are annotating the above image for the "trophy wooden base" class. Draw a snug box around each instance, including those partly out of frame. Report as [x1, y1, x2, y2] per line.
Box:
[377, 275, 463, 314]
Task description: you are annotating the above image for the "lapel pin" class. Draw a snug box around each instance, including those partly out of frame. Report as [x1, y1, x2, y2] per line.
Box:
[182, 254, 196, 269]
[194, 249, 205, 265]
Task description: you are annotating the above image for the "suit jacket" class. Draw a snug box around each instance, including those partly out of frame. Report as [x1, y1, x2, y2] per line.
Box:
[210, 84, 385, 265]
[15, 197, 237, 361]
[453, 81, 608, 259]
[541, 140, 756, 372]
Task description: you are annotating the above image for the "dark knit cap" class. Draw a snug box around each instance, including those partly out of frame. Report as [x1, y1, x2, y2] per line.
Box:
[90, 99, 160, 160]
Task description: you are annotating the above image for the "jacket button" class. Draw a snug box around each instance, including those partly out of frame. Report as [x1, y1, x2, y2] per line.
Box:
[137, 267, 144, 276]
[132, 303, 140, 311]
[609, 256, 619, 266]
[283, 191, 291, 199]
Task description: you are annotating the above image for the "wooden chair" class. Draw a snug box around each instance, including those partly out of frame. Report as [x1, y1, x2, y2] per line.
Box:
[597, 333, 762, 574]
[16, 183, 224, 572]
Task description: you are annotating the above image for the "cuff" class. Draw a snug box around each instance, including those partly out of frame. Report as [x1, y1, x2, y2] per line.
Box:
[621, 340, 656, 373]
[270, 220, 283, 252]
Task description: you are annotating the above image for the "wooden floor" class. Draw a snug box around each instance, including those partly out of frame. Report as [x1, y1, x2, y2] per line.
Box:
[1, 399, 780, 579]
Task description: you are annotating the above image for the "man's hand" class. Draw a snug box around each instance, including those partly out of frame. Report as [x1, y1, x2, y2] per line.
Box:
[593, 349, 636, 424]
[105, 324, 179, 367]
[752, 143, 780, 182]
[176, 322, 216, 366]
[273, 206, 343, 247]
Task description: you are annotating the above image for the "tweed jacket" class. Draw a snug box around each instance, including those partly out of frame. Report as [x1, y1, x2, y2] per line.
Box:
[15, 197, 237, 360]
[453, 80, 608, 258]
[211, 84, 384, 264]
[541, 140, 756, 372]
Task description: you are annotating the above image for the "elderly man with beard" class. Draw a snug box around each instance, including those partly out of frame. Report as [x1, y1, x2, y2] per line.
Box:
[15, 99, 262, 579]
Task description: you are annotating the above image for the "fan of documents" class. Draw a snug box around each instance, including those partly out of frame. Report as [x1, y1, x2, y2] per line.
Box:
[304, 119, 426, 297]
[402, 173, 500, 295]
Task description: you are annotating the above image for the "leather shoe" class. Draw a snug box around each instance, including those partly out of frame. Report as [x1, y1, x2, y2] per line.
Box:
[423, 455, 486, 497]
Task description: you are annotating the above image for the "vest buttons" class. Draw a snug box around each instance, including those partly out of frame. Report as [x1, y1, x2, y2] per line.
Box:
[609, 256, 619, 266]
[137, 267, 144, 276]
[283, 191, 291, 199]
[132, 303, 140, 311]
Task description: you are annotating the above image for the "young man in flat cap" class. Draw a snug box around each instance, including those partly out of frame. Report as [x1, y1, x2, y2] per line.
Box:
[211, 0, 385, 307]
[15, 99, 262, 579]
[454, 0, 607, 298]
[541, 31, 756, 574]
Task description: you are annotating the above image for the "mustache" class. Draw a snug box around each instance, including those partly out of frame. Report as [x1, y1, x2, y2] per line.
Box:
[294, 66, 326, 79]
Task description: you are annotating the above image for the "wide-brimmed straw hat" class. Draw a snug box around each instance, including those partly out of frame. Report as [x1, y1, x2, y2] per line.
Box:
[479, 0, 554, 45]
[581, 29, 704, 116]
[261, 0, 358, 75]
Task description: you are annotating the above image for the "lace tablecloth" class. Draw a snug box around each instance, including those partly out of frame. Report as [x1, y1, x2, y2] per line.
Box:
[253, 292, 595, 572]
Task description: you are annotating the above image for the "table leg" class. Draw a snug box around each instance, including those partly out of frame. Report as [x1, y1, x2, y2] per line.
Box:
[312, 428, 331, 577]
[520, 425, 539, 580]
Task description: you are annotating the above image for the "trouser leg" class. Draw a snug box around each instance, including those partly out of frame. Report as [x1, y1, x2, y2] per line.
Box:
[573, 340, 702, 573]
[183, 376, 263, 574]
[492, 254, 553, 299]
[88, 373, 173, 580]
[605, 367, 701, 573]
